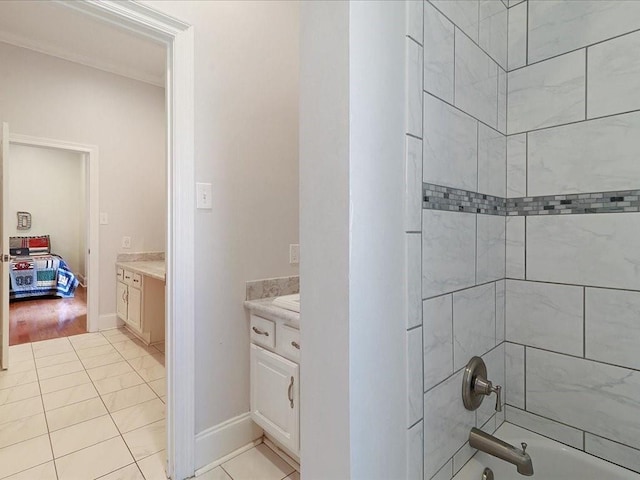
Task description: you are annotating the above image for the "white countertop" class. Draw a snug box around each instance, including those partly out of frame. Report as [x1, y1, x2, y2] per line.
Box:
[116, 261, 166, 282]
[244, 297, 300, 329]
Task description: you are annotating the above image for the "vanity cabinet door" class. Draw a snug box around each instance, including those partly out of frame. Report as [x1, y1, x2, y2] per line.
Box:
[116, 281, 128, 321]
[250, 344, 299, 454]
[127, 286, 142, 330]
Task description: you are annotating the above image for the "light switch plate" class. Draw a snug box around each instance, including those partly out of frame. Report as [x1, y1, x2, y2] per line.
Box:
[289, 244, 300, 265]
[196, 182, 213, 209]
[99, 212, 109, 225]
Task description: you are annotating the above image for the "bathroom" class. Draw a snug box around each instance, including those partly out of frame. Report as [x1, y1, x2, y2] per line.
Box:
[407, 0, 640, 479]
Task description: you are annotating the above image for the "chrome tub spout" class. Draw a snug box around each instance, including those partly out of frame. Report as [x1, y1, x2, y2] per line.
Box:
[469, 427, 534, 476]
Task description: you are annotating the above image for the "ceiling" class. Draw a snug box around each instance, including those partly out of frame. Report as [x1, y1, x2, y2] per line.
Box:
[0, 1, 166, 87]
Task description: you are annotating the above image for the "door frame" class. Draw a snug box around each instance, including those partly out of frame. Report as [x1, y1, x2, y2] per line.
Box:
[58, 1, 196, 479]
[7, 134, 99, 335]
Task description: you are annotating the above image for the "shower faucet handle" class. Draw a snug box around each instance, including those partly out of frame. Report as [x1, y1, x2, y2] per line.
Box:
[493, 384, 502, 412]
[462, 357, 503, 412]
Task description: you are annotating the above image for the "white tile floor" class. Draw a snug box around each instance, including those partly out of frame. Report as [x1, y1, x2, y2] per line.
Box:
[0, 329, 300, 480]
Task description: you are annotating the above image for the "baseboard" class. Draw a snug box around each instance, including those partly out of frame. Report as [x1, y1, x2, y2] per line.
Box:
[98, 313, 122, 331]
[195, 412, 263, 471]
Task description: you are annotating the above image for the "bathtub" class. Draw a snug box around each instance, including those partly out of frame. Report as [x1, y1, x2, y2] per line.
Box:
[453, 423, 640, 480]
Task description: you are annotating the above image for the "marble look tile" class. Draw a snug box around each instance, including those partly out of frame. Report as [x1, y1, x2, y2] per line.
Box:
[50, 414, 120, 458]
[424, 1, 455, 103]
[32, 337, 73, 359]
[495, 280, 505, 343]
[497, 66, 506, 134]
[477, 124, 506, 197]
[148, 378, 166, 398]
[423, 94, 478, 191]
[8, 344, 33, 363]
[528, 0, 640, 64]
[506, 134, 526, 198]
[197, 466, 232, 480]
[453, 442, 474, 475]
[406, 0, 423, 44]
[0, 381, 40, 406]
[0, 434, 52, 479]
[34, 352, 79, 369]
[585, 288, 640, 370]
[405, 137, 422, 233]
[222, 444, 294, 480]
[406, 234, 422, 330]
[508, 0, 525, 6]
[527, 213, 640, 290]
[0, 369, 38, 390]
[423, 295, 453, 391]
[505, 216, 525, 279]
[75, 344, 117, 360]
[0, 396, 43, 425]
[407, 328, 423, 427]
[68, 333, 109, 350]
[87, 361, 134, 382]
[527, 111, 640, 196]
[128, 353, 165, 382]
[245, 276, 299, 301]
[407, 420, 423, 480]
[407, 37, 423, 138]
[37, 360, 84, 380]
[507, 50, 585, 134]
[431, 460, 453, 480]
[422, 210, 476, 298]
[507, 1, 527, 70]
[122, 420, 165, 460]
[585, 434, 640, 474]
[98, 463, 145, 480]
[111, 398, 165, 433]
[39, 370, 90, 395]
[0, 413, 47, 449]
[505, 343, 524, 409]
[527, 348, 640, 450]
[94, 371, 145, 396]
[423, 370, 475, 479]
[455, 31, 499, 128]
[3, 461, 57, 480]
[46, 397, 107, 432]
[0, 361, 34, 381]
[55, 436, 134, 480]
[431, 0, 480, 43]
[102, 383, 157, 413]
[80, 351, 124, 370]
[42, 382, 98, 411]
[479, 0, 507, 69]
[477, 344, 505, 426]
[476, 215, 505, 284]
[453, 283, 496, 370]
[588, 30, 640, 118]
[505, 405, 583, 449]
[506, 280, 583, 356]
[136, 450, 166, 480]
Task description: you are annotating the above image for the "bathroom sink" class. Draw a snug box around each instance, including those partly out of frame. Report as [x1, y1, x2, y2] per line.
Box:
[272, 293, 300, 313]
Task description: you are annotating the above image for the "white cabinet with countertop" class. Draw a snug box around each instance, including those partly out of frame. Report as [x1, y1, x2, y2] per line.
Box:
[245, 298, 301, 458]
[116, 261, 165, 345]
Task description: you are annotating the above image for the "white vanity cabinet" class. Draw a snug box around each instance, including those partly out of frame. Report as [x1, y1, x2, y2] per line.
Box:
[248, 312, 300, 456]
[116, 263, 165, 345]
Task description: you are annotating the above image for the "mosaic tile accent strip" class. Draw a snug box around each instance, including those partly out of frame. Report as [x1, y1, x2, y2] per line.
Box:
[423, 184, 506, 216]
[423, 183, 640, 216]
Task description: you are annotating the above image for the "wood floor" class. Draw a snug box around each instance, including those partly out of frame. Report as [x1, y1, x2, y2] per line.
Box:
[9, 286, 87, 345]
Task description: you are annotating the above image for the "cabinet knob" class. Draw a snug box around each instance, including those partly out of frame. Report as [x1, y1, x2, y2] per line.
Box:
[252, 326, 269, 337]
[291, 341, 300, 350]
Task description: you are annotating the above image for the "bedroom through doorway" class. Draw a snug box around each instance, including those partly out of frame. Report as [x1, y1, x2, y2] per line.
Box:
[7, 142, 88, 345]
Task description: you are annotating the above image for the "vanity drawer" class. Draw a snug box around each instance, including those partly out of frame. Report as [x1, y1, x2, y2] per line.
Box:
[123, 269, 134, 286]
[278, 324, 300, 363]
[132, 273, 143, 288]
[250, 315, 275, 349]
[116, 268, 124, 281]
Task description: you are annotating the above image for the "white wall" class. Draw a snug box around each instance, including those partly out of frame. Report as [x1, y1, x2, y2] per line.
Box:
[0, 41, 166, 319]
[140, 0, 300, 464]
[8, 144, 84, 276]
[299, 1, 407, 478]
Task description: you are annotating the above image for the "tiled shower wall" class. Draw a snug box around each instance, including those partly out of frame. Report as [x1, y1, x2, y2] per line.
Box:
[405, 1, 508, 479]
[504, 0, 640, 475]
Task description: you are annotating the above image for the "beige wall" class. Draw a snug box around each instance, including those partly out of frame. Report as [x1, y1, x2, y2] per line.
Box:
[0, 41, 166, 321]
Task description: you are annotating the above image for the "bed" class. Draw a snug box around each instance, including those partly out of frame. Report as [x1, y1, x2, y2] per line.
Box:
[9, 235, 79, 300]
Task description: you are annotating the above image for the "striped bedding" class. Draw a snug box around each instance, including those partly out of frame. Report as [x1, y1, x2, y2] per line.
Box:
[9, 254, 79, 300]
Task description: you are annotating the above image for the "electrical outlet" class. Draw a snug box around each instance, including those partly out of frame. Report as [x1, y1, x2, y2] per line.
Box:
[122, 236, 131, 249]
[99, 212, 109, 225]
[289, 244, 300, 265]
